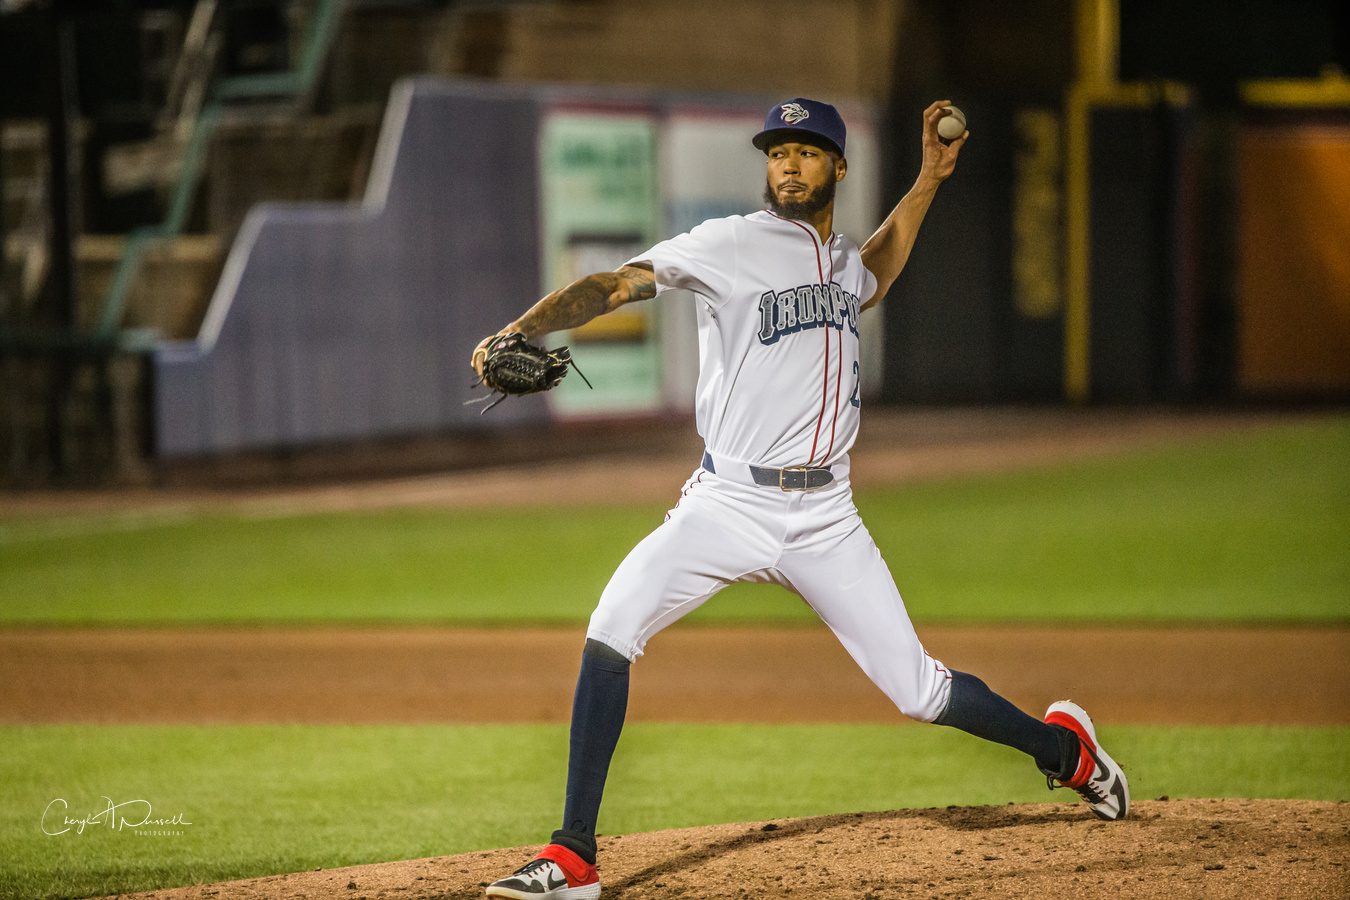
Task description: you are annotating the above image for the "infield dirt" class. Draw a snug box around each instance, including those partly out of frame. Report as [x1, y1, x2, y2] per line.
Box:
[2, 624, 1346, 726]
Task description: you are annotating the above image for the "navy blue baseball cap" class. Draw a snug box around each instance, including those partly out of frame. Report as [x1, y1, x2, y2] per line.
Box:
[752, 98, 847, 157]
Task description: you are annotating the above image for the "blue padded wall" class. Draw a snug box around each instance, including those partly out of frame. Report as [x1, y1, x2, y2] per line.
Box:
[154, 79, 546, 457]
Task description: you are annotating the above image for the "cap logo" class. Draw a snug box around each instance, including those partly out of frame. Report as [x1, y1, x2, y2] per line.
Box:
[780, 103, 810, 125]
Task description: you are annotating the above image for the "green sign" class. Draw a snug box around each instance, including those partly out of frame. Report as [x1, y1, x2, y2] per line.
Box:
[540, 113, 662, 415]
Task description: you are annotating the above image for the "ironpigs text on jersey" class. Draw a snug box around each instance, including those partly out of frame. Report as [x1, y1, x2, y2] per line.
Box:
[756, 282, 861, 345]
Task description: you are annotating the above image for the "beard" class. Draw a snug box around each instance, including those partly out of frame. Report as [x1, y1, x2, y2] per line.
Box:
[763, 174, 837, 221]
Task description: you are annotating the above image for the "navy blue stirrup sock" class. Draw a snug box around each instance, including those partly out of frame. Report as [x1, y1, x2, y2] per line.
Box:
[552, 639, 630, 865]
[934, 670, 1064, 775]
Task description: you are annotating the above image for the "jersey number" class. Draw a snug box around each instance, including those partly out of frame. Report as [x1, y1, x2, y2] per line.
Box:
[849, 361, 861, 408]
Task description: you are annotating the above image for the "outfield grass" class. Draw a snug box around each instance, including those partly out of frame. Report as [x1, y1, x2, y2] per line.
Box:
[2, 723, 1347, 900]
[853, 416, 1350, 622]
[1, 418, 1346, 625]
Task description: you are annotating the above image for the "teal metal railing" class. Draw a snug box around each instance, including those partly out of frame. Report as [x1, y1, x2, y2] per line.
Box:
[98, 0, 347, 351]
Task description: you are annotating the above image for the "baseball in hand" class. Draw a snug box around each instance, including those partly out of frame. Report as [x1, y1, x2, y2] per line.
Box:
[937, 105, 966, 140]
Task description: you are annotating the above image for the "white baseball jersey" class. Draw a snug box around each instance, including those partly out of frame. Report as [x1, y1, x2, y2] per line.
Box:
[593, 208, 953, 724]
[629, 210, 878, 468]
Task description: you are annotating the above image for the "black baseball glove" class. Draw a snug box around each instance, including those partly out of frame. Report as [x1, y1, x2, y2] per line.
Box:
[468, 331, 590, 413]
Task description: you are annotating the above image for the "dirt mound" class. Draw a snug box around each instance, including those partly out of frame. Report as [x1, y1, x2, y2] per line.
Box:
[109, 799, 1348, 900]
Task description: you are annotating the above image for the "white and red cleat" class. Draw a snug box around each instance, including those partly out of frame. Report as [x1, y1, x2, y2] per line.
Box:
[485, 843, 601, 899]
[1044, 700, 1130, 821]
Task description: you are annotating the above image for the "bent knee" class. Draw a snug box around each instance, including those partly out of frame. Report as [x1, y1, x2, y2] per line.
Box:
[583, 638, 630, 668]
[900, 693, 950, 723]
[584, 608, 644, 662]
[890, 669, 953, 724]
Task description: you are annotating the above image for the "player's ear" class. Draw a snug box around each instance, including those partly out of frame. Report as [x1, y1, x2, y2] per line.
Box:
[835, 156, 847, 181]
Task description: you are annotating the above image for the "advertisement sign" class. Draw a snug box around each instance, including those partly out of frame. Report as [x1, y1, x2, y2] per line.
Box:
[539, 113, 663, 415]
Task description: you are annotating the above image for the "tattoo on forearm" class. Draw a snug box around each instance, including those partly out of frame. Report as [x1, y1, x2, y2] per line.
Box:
[514, 266, 656, 338]
[516, 279, 608, 337]
[615, 265, 656, 304]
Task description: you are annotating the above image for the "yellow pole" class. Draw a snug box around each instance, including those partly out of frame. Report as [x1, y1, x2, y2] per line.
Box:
[1064, 0, 1119, 404]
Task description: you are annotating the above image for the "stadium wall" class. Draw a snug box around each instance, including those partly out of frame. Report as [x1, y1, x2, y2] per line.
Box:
[152, 78, 881, 459]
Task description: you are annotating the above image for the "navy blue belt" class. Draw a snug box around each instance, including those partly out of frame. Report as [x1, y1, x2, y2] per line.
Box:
[703, 451, 833, 491]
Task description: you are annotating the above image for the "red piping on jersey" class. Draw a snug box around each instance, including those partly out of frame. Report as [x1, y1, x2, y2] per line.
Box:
[810, 329, 830, 464]
[767, 211, 828, 283]
[822, 236, 842, 464]
[772, 211, 831, 464]
[767, 211, 839, 468]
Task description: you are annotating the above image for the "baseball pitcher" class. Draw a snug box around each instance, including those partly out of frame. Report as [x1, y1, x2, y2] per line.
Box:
[472, 98, 1128, 900]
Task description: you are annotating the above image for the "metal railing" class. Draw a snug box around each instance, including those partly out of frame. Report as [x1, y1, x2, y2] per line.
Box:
[98, 0, 348, 352]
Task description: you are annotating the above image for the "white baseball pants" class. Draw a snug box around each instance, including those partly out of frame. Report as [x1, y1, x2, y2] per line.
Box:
[586, 454, 953, 723]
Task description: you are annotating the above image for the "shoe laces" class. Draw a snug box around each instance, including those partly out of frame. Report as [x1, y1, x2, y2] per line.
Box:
[1074, 780, 1107, 804]
[510, 858, 555, 880]
[1046, 772, 1108, 804]
[1046, 735, 1111, 807]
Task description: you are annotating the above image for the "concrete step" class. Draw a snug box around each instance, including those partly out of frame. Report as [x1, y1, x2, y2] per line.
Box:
[75, 234, 225, 340]
[4, 234, 224, 342]
[205, 107, 381, 237]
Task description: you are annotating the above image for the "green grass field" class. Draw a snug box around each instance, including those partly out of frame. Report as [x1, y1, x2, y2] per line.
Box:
[3, 723, 1347, 900]
[2, 417, 1346, 624]
[2, 416, 1347, 899]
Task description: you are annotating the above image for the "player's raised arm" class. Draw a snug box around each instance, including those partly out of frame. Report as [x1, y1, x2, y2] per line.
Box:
[471, 263, 656, 375]
[859, 101, 968, 310]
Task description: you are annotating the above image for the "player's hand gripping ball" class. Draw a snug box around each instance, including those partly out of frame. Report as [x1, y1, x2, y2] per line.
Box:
[937, 105, 967, 141]
[468, 331, 590, 413]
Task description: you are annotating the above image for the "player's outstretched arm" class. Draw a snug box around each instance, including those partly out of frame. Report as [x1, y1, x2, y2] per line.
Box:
[859, 101, 968, 310]
[471, 263, 656, 375]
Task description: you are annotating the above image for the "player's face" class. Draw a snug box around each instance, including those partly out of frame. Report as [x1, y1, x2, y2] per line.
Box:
[763, 142, 845, 221]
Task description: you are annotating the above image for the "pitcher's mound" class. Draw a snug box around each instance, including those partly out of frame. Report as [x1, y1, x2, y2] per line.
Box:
[118, 799, 1348, 900]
